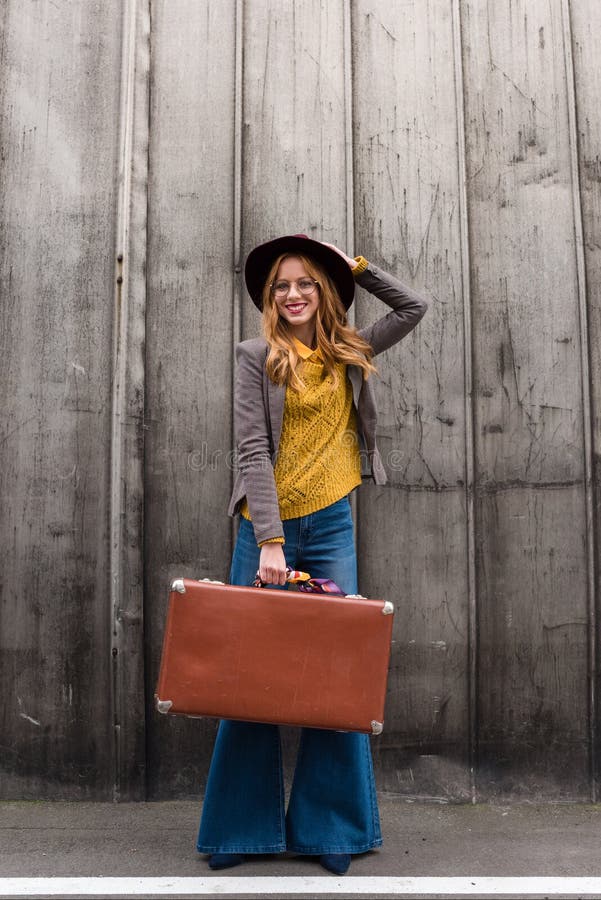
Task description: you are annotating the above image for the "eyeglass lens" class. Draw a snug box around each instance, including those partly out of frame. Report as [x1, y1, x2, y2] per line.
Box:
[272, 279, 317, 297]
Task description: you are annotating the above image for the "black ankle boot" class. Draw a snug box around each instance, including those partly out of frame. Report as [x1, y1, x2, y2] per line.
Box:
[319, 853, 351, 875]
[208, 853, 244, 870]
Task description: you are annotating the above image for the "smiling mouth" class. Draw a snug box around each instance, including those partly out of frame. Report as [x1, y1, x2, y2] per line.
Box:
[285, 303, 308, 314]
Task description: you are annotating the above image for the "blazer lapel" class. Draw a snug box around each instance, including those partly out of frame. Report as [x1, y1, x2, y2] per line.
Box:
[347, 364, 362, 408]
[266, 375, 285, 454]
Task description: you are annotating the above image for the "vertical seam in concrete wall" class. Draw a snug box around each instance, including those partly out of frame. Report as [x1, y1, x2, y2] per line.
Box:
[142, 0, 153, 800]
[344, 0, 355, 278]
[561, 0, 597, 802]
[110, 0, 149, 800]
[452, 0, 478, 804]
[110, 0, 138, 801]
[231, 0, 244, 555]
[344, 0, 358, 537]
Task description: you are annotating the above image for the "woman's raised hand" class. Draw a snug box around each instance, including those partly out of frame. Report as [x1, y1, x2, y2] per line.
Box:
[319, 241, 357, 269]
[259, 542, 288, 586]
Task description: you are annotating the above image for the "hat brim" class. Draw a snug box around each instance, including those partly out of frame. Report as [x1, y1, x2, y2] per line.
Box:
[244, 235, 355, 311]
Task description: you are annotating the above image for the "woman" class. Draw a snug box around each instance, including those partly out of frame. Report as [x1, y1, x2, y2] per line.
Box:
[197, 233, 429, 875]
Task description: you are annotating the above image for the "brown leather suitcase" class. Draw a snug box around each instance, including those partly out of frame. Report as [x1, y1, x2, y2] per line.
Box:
[155, 574, 394, 734]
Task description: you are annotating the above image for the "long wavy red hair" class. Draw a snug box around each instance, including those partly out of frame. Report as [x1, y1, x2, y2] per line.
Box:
[260, 253, 377, 392]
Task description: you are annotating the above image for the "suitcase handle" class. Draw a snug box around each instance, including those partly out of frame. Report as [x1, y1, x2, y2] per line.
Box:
[253, 564, 346, 595]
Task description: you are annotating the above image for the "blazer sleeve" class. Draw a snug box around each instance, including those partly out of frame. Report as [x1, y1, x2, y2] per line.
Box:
[354, 261, 430, 356]
[233, 341, 285, 546]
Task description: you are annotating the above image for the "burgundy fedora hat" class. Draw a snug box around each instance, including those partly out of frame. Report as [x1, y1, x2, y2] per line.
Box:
[244, 233, 355, 311]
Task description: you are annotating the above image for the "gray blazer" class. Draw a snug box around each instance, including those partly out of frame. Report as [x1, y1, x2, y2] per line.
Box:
[227, 261, 430, 545]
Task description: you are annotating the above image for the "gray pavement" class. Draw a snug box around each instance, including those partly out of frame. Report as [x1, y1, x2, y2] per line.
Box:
[1, 797, 601, 897]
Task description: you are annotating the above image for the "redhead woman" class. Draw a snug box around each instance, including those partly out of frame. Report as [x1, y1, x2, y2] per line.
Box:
[197, 234, 429, 875]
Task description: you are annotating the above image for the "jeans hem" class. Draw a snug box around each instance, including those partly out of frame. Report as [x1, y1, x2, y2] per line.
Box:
[287, 838, 383, 854]
[197, 844, 286, 855]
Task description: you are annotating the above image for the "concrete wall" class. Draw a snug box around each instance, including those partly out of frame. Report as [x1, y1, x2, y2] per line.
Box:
[1, 0, 600, 802]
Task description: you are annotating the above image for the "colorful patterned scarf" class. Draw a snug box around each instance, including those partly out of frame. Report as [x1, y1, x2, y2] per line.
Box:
[253, 564, 345, 595]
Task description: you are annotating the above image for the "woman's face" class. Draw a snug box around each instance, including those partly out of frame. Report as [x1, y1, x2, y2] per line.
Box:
[272, 256, 320, 335]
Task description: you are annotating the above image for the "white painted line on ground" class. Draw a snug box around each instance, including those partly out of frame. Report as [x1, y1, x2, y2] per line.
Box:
[1, 876, 601, 897]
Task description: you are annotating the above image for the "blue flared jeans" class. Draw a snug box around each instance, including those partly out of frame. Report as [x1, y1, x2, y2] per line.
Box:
[197, 494, 383, 855]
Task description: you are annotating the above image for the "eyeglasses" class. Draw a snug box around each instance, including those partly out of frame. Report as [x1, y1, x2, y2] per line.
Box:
[270, 278, 319, 299]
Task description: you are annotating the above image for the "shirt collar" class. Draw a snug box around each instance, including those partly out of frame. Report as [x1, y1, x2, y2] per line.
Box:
[292, 336, 322, 361]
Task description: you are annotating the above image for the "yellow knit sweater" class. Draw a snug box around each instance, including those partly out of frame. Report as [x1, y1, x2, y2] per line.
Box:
[240, 336, 362, 539]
